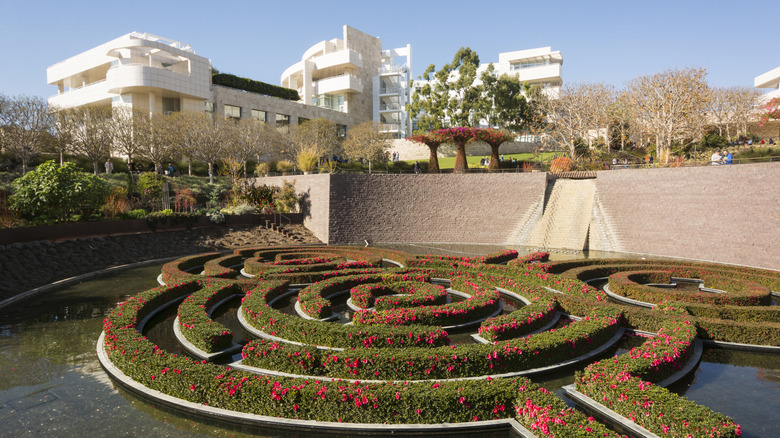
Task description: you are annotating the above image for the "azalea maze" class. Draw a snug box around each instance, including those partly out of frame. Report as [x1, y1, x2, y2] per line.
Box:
[98, 245, 780, 437]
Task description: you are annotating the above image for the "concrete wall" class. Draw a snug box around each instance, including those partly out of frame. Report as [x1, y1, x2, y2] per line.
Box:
[252, 163, 779, 270]
[594, 163, 779, 270]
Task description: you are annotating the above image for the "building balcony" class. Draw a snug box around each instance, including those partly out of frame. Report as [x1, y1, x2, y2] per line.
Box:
[379, 85, 403, 95]
[49, 79, 112, 107]
[311, 49, 363, 71]
[105, 64, 211, 99]
[514, 63, 562, 84]
[755, 66, 780, 89]
[314, 74, 362, 95]
[379, 123, 402, 132]
[379, 103, 402, 111]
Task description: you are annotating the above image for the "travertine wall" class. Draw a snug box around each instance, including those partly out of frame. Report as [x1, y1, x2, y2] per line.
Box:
[594, 163, 780, 270]
[253, 174, 331, 243]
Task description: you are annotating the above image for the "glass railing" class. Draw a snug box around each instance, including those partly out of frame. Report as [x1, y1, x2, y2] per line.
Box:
[51, 79, 106, 97]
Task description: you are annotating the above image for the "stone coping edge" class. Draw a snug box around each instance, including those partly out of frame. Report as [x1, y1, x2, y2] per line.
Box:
[603, 283, 656, 308]
[0, 255, 181, 310]
[562, 384, 661, 438]
[655, 339, 703, 388]
[96, 332, 537, 436]
[173, 315, 243, 361]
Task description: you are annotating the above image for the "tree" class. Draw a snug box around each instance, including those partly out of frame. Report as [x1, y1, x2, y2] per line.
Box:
[48, 106, 73, 165]
[408, 47, 481, 133]
[135, 112, 178, 173]
[291, 118, 339, 164]
[110, 106, 147, 168]
[434, 127, 479, 173]
[0, 95, 53, 174]
[729, 86, 762, 136]
[342, 121, 391, 173]
[477, 65, 530, 132]
[626, 68, 710, 163]
[607, 92, 634, 151]
[230, 118, 280, 176]
[183, 113, 232, 183]
[544, 83, 614, 158]
[407, 131, 445, 173]
[476, 129, 515, 170]
[65, 104, 114, 175]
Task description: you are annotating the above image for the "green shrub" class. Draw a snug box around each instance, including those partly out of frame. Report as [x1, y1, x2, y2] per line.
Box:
[273, 180, 300, 213]
[9, 160, 109, 222]
[212, 73, 299, 101]
[137, 172, 166, 210]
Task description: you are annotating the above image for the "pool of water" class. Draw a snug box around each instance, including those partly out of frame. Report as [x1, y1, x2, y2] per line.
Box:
[0, 247, 778, 437]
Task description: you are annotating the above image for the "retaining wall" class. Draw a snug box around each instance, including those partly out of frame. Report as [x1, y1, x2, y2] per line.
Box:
[594, 163, 780, 270]
[252, 163, 779, 270]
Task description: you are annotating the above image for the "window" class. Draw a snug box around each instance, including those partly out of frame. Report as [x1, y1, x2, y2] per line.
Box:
[224, 104, 241, 120]
[205, 101, 214, 113]
[251, 109, 266, 123]
[510, 59, 551, 71]
[275, 114, 290, 133]
[298, 117, 310, 125]
[337, 124, 347, 138]
[312, 93, 345, 112]
[162, 97, 180, 114]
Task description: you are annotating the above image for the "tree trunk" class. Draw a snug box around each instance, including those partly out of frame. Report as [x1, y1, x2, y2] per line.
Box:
[188, 160, 192, 176]
[428, 145, 440, 173]
[208, 162, 214, 184]
[368, 160, 372, 174]
[453, 142, 468, 173]
[93, 161, 100, 175]
[488, 145, 501, 170]
[59, 151, 64, 166]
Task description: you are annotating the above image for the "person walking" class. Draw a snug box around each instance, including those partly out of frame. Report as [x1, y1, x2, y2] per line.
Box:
[105, 159, 114, 174]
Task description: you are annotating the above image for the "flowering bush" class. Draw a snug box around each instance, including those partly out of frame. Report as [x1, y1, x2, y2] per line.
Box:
[177, 282, 244, 353]
[479, 299, 558, 342]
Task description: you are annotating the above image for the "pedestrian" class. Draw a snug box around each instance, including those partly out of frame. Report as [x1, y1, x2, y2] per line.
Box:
[105, 159, 113, 174]
[413, 162, 420, 174]
[168, 163, 175, 176]
[129, 161, 135, 173]
[711, 150, 722, 165]
[723, 150, 733, 165]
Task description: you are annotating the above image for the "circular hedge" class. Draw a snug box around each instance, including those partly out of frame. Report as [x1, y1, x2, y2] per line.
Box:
[99, 245, 780, 436]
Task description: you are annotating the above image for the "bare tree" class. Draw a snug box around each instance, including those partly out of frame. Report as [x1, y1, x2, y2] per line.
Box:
[110, 106, 147, 168]
[0, 95, 53, 174]
[181, 112, 231, 183]
[291, 118, 339, 160]
[48, 106, 73, 165]
[607, 91, 634, 151]
[230, 118, 280, 176]
[135, 112, 178, 172]
[544, 82, 614, 157]
[342, 121, 391, 173]
[626, 68, 710, 163]
[730, 86, 762, 136]
[65, 104, 114, 175]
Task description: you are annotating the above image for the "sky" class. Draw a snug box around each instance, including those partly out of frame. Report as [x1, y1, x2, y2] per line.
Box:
[1, 0, 778, 99]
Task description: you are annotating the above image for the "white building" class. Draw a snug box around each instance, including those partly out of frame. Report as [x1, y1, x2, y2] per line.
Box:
[754, 65, 780, 102]
[487, 47, 563, 98]
[281, 25, 412, 138]
[49, 27, 412, 137]
[47, 32, 212, 113]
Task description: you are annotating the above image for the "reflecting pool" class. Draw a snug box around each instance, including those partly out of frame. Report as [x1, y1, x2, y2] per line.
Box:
[1, 246, 778, 437]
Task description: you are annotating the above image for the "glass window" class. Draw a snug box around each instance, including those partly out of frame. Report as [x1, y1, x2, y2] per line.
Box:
[224, 104, 241, 120]
[162, 97, 180, 114]
[275, 114, 290, 133]
[204, 101, 214, 113]
[298, 117, 310, 125]
[251, 109, 266, 123]
[337, 124, 347, 138]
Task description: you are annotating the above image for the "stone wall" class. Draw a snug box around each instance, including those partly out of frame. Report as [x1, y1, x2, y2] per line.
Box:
[593, 163, 780, 270]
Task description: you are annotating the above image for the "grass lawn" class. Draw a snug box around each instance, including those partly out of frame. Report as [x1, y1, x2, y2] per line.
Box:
[426, 152, 557, 169]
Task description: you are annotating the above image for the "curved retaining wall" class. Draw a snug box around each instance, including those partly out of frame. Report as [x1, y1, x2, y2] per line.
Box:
[254, 162, 779, 271]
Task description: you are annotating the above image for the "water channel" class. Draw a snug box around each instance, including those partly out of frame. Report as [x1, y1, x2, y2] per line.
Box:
[1, 245, 778, 437]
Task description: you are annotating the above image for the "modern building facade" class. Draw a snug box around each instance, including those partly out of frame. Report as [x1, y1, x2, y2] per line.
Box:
[281, 26, 412, 138]
[755, 65, 780, 101]
[47, 32, 212, 113]
[48, 28, 412, 137]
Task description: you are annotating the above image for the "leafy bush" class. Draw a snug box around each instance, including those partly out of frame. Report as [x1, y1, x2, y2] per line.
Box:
[296, 148, 319, 172]
[101, 186, 131, 219]
[206, 210, 225, 224]
[137, 172, 166, 211]
[10, 160, 109, 222]
[212, 73, 300, 101]
[120, 208, 148, 220]
[273, 180, 300, 213]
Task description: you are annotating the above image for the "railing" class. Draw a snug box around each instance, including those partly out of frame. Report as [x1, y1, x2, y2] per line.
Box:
[51, 79, 106, 98]
[380, 103, 401, 111]
[379, 86, 402, 94]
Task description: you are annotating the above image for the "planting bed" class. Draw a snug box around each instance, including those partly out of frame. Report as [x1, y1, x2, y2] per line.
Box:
[99, 245, 780, 437]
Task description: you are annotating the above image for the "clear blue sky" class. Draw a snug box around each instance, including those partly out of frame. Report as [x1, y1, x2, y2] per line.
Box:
[1, 0, 777, 99]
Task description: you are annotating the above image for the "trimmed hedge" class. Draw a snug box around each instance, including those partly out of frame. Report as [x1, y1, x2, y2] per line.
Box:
[212, 73, 299, 101]
[161, 252, 222, 284]
[479, 299, 558, 342]
[576, 318, 741, 437]
[241, 311, 622, 380]
[203, 254, 243, 278]
[177, 282, 244, 353]
[350, 281, 448, 310]
[240, 280, 450, 349]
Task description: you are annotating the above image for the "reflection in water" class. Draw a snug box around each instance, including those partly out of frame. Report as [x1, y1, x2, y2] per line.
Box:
[0, 249, 778, 437]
